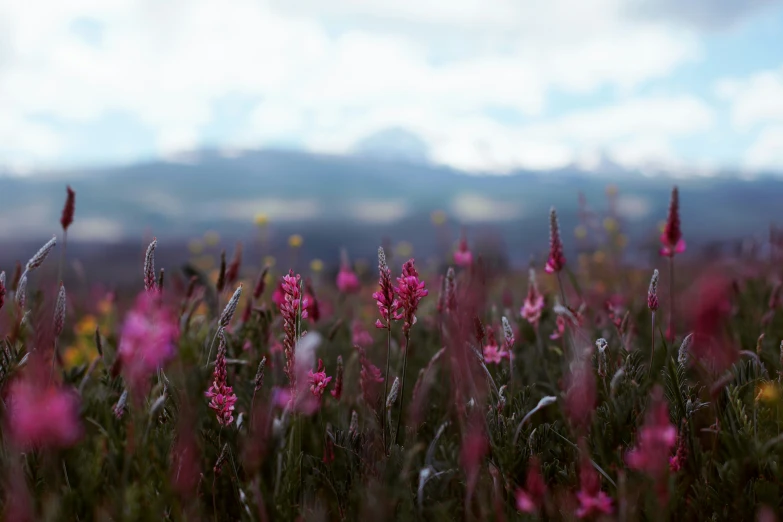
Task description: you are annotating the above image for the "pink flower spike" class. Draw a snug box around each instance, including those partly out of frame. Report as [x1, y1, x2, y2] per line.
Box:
[515, 457, 547, 513]
[6, 379, 82, 449]
[545, 207, 566, 274]
[336, 249, 361, 294]
[520, 268, 545, 327]
[372, 247, 399, 329]
[205, 330, 238, 426]
[454, 230, 473, 267]
[395, 259, 428, 335]
[575, 458, 613, 519]
[660, 186, 685, 258]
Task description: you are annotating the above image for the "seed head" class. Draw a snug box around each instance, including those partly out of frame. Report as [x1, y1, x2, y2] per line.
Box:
[545, 207, 566, 273]
[26, 235, 57, 274]
[386, 377, 401, 410]
[54, 283, 67, 337]
[219, 284, 242, 328]
[647, 269, 659, 311]
[254, 356, 267, 393]
[15, 275, 27, 310]
[144, 238, 157, 292]
[678, 333, 693, 366]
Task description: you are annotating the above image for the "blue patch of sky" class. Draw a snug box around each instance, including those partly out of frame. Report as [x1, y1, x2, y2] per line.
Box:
[29, 111, 157, 168]
[69, 17, 104, 48]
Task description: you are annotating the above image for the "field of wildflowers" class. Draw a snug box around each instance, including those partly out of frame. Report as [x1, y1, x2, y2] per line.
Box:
[1, 185, 783, 521]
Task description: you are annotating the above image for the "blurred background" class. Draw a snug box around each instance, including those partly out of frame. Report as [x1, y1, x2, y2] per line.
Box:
[1, 0, 782, 285]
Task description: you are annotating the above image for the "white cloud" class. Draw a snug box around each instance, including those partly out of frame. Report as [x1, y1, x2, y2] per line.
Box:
[745, 125, 783, 170]
[451, 194, 522, 222]
[216, 198, 322, 222]
[0, 0, 704, 173]
[68, 217, 124, 242]
[350, 200, 409, 224]
[717, 66, 783, 129]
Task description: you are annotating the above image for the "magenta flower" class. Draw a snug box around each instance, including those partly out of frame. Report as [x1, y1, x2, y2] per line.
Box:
[336, 266, 361, 294]
[550, 315, 566, 340]
[648, 269, 660, 312]
[626, 386, 676, 503]
[545, 207, 566, 274]
[308, 359, 333, 398]
[454, 231, 473, 267]
[117, 292, 179, 397]
[482, 327, 506, 364]
[575, 457, 613, 519]
[351, 320, 373, 347]
[279, 270, 308, 389]
[660, 186, 686, 257]
[336, 249, 361, 294]
[516, 457, 547, 514]
[372, 247, 399, 329]
[520, 268, 545, 326]
[5, 378, 82, 449]
[395, 259, 428, 335]
[205, 331, 238, 426]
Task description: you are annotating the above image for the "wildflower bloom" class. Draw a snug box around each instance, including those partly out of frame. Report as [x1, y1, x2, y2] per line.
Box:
[515, 457, 547, 514]
[453, 231, 473, 267]
[5, 378, 82, 449]
[648, 269, 660, 311]
[279, 270, 308, 389]
[626, 386, 676, 503]
[336, 249, 361, 294]
[689, 274, 737, 372]
[60, 185, 76, 231]
[372, 247, 399, 329]
[669, 421, 688, 473]
[54, 283, 66, 337]
[575, 458, 613, 519]
[545, 207, 566, 274]
[660, 186, 686, 257]
[395, 259, 428, 335]
[308, 359, 333, 398]
[117, 291, 179, 396]
[520, 268, 545, 326]
[205, 330, 238, 426]
[550, 315, 566, 340]
[483, 327, 506, 364]
[351, 320, 373, 347]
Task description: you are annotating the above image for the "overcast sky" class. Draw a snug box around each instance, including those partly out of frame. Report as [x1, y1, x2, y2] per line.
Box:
[2, 0, 783, 175]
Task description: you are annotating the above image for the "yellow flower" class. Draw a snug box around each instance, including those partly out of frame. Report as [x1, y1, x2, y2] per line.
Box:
[254, 213, 269, 227]
[603, 217, 618, 232]
[757, 383, 779, 403]
[430, 210, 447, 226]
[264, 255, 276, 268]
[310, 259, 324, 273]
[592, 250, 606, 264]
[395, 241, 413, 258]
[288, 234, 303, 248]
[75, 315, 98, 336]
[204, 230, 220, 246]
[574, 225, 587, 239]
[97, 297, 114, 316]
[188, 239, 204, 255]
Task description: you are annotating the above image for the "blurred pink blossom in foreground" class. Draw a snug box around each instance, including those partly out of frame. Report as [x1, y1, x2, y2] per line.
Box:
[6, 378, 81, 449]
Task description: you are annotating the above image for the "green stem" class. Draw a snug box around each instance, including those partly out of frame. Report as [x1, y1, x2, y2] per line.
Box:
[649, 311, 655, 378]
[394, 333, 411, 446]
[668, 256, 675, 341]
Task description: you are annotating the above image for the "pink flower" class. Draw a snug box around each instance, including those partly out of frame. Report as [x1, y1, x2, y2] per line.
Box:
[625, 386, 676, 503]
[550, 315, 566, 340]
[336, 266, 361, 294]
[545, 207, 566, 274]
[117, 292, 179, 397]
[351, 320, 373, 347]
[308, 359, 333, 398]
[5, 378, 82, 449]
[372, 247, 399, 329]
[521, 268, 545, 326]
[482, 327, 506, 364]
[454, 232, 473, 267]
[357, 346, 384, 406]
[279, 270, 308, 389]
[205, 332, 238, 426]
[575, 458, 613, 519]
[516, 457, 547, 513]
[395, 259, 428, 335]
[647, 269, 660, 312]
[660, 186, 686, 257]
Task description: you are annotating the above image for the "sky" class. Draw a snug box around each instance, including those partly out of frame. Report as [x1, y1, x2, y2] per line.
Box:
[1, 0, 783, 176]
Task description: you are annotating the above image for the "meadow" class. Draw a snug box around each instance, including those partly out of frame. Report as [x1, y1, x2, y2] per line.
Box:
[1, 185, 782, 521]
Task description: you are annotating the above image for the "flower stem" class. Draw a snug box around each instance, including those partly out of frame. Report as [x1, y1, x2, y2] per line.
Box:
[394, 333, 411, 446]
[650, 311, 656, 378]
[382, 325, 391, 452]
[668, 256, 675, 342]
